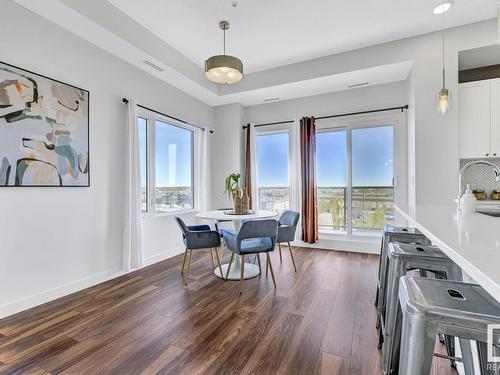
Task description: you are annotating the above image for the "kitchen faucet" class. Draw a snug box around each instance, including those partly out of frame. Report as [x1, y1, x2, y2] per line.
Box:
[457, 160, 500, 212]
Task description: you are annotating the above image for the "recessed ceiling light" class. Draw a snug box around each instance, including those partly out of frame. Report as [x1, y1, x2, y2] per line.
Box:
[433, 1, 453, 14]
[264, 97, 280, 102]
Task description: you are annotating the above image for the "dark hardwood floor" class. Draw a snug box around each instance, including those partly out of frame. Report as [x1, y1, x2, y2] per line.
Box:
[0, 248, 457, 374]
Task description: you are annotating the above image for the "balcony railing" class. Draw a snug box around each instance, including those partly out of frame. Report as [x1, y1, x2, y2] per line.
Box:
[258, 187, 289, 213]
[257, 186, 394, 232]
[318, 186, 394, 231]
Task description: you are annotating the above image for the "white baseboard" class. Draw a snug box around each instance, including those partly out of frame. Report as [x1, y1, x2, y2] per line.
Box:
[0, 267, 126, 319]
[0, 247, 186, 319]
[292, 237, 380, 254]
[142, 247, 184, 267]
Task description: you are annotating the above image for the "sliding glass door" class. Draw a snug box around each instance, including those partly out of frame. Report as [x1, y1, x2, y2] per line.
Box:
[316, 129, 348, 233]
[256, 131, 290, 213]
[351, 125, 394, 235]
[316, 124, 394, 237]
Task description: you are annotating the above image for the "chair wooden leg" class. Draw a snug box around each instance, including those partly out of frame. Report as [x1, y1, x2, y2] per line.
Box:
[240, 255, 245, 294]
[288, 242, 297, 272]
[266, 254, 269, 278]
[209, 249, 215, 268]
[278, 243, 283, 263]
[215, 247, 224, 279]
[181, 248, 188, 274]
[184, 250, 192, 285]
[226, 252, 234, 279]
[267, 253, 276, 288]
[256, 253, 262, 275]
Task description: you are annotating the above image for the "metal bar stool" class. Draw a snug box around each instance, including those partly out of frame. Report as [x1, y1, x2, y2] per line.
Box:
[399, 276, 500, 375]
[376, 226, 431, 327]
[381, 242, 463, 374]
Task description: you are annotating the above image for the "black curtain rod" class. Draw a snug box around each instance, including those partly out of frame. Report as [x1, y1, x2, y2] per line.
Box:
[122, 98, 213, 133]
[242, 120, 295, 129]
[315, 105, 408, 120]
[242, 105, 408, 129]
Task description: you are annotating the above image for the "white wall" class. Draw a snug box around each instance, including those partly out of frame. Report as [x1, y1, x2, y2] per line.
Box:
[244, 81, 407, 123]
[210, 104, 245, 209]
[0, 1, 214, 317]
[406, 68, 417, 216]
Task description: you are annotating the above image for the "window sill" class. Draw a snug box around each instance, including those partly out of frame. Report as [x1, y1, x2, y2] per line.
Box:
[142, 209, 197, 219]
[319, 229, 381, 242]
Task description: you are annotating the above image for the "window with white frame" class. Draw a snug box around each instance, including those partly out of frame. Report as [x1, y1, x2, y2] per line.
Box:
[138, 110, 195, 214]
[138, 117, 148, 212]
[255, 130, 290, 213]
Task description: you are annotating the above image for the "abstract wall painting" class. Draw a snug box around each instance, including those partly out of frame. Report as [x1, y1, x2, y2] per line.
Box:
[0, 61, 89, 187]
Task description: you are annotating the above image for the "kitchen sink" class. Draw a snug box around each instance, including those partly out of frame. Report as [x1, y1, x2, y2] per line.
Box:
[477, 211, 500, 217]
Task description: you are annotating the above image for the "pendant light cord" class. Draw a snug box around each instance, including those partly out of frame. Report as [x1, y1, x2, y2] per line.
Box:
[441, 0, 445, 89]
[223, 28, 226, 55]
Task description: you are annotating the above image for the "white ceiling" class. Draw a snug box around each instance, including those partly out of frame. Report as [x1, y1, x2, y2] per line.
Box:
[224, 61, 413, 106]
[12, 0, 498, 106]
[107, 0, 497, 74]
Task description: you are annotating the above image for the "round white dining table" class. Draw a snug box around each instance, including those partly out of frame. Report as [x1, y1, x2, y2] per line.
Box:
[196, 210, 277, 280]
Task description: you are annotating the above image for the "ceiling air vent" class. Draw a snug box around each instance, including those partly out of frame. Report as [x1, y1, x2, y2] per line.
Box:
[143, 60, 165, 72]
[264, 97, 280, 102]
[348, 82, 369, 89]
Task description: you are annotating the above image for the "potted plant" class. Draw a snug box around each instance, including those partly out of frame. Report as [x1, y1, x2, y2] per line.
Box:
[224, 171, 249, 214]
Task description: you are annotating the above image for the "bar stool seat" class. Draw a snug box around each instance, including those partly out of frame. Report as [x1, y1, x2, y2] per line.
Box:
[381, 242, 463, 374]
[376, 226, 431, 330]
[398, 276, 500, 375]
[376, 226, 431, 311]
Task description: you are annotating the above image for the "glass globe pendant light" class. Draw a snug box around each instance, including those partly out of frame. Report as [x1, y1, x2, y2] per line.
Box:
[437, 0, 450, 115]
[205, 21, 243, 84]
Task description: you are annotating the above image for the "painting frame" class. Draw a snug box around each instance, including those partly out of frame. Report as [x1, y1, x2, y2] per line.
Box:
[0, 60, 90, 187]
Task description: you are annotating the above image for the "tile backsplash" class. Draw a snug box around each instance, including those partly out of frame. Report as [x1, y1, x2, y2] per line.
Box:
[460, 158, 500, 194]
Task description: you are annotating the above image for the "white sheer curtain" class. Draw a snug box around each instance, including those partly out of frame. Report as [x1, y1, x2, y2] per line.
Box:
[197, 127, 211, 212]
[123, 98, 143, 270]
[248, 123, 258, 208]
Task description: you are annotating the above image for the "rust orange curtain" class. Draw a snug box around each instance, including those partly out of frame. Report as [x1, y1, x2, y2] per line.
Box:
[300, 116, 318, 244]
[244, 124, 252, 209]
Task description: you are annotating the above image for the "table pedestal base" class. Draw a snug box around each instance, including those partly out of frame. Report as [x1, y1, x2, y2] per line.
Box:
[214, 262, 261, 280]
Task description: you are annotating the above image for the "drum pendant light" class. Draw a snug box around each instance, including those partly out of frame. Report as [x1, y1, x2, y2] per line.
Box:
[205, 20, 243, 84]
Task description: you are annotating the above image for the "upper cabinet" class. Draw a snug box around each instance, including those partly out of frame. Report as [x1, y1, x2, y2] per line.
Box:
[459, 78, 500, 159]
[459, 80, 491, 158]
[490, 79, 500, 157]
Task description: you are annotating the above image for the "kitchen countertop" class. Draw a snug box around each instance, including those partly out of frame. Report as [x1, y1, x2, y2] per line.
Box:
[395, 204, 500, 302]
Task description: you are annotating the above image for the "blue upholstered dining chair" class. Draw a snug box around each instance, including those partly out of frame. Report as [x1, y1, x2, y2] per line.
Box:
[276, 210, 300, 272]
[220, 219, 278, 294]
[175, 216, 223, 285]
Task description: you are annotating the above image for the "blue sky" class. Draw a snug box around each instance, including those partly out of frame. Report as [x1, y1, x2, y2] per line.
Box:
[351, 126, 393, 186]
[256, 133, 289, 187]
[140, 122, 393, 189]
[256, 125, 393, 188]
[138, 118, 147, 187]
[138, 118, 193, 187]
[316, 131, 347, 186]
